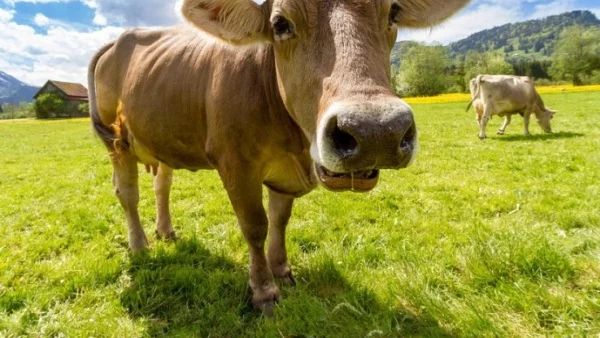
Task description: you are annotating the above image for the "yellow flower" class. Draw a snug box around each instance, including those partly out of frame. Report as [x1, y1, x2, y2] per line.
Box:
[403, 85, 600, 104]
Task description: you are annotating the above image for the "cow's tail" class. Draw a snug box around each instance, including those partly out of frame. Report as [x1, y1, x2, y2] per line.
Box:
[88, 42, 117, 151]
[466, 75, 483, 112]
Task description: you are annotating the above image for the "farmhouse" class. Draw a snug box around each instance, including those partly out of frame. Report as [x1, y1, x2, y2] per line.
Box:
[33, 80, 89, 117]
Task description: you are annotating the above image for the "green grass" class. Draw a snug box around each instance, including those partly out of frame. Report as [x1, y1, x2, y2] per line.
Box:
[1, 91, 599, 337]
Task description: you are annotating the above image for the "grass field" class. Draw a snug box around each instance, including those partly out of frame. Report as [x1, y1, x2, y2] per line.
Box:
[1, 91, 599, 337]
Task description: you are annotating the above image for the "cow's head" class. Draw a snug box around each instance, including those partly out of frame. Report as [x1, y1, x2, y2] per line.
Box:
[537, 108, 556, 133]
[182, 0, 469, 191]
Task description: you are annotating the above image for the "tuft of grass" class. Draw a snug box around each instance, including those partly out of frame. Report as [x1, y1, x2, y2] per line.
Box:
[1, 93, 600, 337]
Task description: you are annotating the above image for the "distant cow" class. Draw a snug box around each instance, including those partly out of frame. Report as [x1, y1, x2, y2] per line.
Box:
[467, 75, 556, 139]
[89, 0, 468, 312]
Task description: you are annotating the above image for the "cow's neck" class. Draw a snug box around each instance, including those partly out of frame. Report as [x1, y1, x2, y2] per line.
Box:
[258, 44, 310, 153]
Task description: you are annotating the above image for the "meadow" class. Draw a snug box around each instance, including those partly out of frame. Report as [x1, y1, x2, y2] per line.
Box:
[0, 90, 599, 337]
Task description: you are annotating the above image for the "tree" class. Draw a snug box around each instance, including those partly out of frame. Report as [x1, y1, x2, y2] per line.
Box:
[394, 44, 451, 97]
[550, 26, 600, 85]
[34, 93, 65, 119]
[464, 51, 514, 89]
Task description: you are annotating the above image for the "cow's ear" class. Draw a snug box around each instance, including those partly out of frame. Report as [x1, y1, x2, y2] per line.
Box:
[396, 0, 469, 27]
[182, 0, 269, 45]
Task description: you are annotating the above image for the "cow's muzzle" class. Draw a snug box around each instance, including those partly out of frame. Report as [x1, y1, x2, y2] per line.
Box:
[311, 100, 417, 192]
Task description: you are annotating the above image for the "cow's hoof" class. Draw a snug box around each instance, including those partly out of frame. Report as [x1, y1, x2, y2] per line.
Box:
[129, 236, 149, 253]
[271, 264, 296, 286]
[155, 229, 178, 242]
[497, 130, 504, 135]
[250, 282, 281, 316]
[479, 135, 487, 140]
[258, 301, 276, 317]
[278, 273, 297, 287]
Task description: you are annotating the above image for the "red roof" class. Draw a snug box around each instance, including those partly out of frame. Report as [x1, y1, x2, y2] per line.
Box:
[34, 80, 88, 100]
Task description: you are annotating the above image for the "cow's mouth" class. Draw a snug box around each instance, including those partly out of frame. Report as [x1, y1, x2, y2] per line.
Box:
[314, 164, 379, 192]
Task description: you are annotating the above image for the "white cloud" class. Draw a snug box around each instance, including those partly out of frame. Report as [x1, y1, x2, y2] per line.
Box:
[0, 15, 124, 86]
[92, 12, 107, 26]
[0, 0, 185, 87]
[82, 0, 182, 27]
[401, 3, 522, 44]
[4, 0, 184, 27]
[530, 0, 577, 19]
[33, 13, 50, 27]
[0, 8, 15, 23]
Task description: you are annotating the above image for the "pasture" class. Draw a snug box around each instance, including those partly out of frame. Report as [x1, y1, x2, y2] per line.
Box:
[1, 90, 599, 337]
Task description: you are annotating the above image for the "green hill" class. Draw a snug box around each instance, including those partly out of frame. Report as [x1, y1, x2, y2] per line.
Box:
[449, 10, 600, 59]
[391, 10, 600, 66]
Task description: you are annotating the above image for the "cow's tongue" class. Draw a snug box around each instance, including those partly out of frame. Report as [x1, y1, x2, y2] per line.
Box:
[315, 164, 379, 192]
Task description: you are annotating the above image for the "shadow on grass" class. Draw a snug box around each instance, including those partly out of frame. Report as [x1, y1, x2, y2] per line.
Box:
[120, 238, 454, 337]
[494, 131, 584, 142]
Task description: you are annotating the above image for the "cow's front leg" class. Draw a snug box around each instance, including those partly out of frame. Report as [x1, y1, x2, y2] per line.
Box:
[523, 111, 532, 136]
[498, 115, 511, 135]
[267, 189, 296, 286]
[222, 176, 280, 313]
[154, 162, 177, 240]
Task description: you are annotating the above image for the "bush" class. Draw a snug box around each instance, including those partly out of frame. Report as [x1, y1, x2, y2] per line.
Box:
[78, 102, 90, 116]
[34, 93, 65, 119]
[534, 78, 553, 86]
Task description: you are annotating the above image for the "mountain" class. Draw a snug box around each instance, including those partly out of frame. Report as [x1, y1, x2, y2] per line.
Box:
[0, 71, 24, 97]
[391, 10, 600, 66]
[0, 71, 40, 105]
[449, 10, 600, 59]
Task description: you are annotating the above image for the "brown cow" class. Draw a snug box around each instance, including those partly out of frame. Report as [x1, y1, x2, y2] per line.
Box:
[467, 75, 556, 139]
[89, 0, 469, 312]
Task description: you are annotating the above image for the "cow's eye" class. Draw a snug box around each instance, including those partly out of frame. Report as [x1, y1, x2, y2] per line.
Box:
[272, 16, 294, 41]
[389, 2, 401, 25]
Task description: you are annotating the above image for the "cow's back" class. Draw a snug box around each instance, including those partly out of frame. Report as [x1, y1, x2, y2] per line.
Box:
[93, 26, 292, 170]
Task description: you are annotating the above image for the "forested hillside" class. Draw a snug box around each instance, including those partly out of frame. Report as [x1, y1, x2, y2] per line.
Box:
[390, 10, 600, 96]
[450, 10, 599, 59]
[392, 10, 600, 66]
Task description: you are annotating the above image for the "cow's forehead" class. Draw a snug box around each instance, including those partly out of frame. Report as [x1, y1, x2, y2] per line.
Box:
[268, 0, 386, 11]
[267, 0, 388, 29]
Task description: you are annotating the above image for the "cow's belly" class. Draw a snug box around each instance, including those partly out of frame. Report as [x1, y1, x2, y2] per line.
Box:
[126, 115, 213, 171]
[490, 100, 524, 116]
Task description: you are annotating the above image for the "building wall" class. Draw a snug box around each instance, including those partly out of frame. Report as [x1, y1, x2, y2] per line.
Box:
[65, 99, 88, 117]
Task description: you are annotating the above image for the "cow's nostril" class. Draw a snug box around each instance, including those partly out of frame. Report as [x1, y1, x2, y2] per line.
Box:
[400, 121, 416, 151]
[330, 123, 358, 158]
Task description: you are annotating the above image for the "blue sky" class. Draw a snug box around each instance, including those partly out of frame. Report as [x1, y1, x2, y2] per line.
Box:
[0, 0, 599, 86]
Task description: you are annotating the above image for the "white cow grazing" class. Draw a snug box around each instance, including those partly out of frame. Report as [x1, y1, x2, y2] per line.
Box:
[467, 75, 556, 139]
